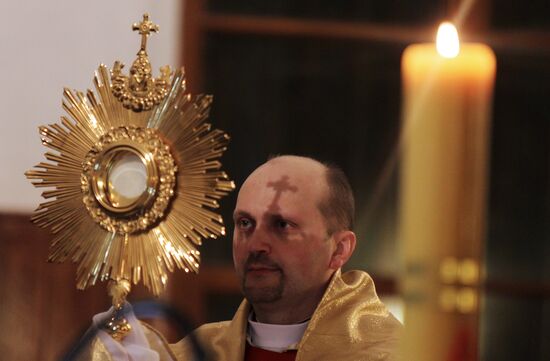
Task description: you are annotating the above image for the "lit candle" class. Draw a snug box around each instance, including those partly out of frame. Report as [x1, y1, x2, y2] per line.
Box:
[399, 23, 496, 361]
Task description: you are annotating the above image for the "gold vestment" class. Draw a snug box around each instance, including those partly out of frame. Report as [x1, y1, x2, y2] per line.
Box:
[81, 269, 402, 361]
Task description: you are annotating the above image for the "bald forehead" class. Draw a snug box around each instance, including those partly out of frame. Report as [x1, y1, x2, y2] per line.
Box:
[265, 155, 326, 177]
[246, 156, 327, 187]
[238, 156, 329, 204]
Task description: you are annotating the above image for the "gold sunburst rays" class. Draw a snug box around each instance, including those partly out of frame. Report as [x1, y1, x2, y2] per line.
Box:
[26, 22, 234, 296]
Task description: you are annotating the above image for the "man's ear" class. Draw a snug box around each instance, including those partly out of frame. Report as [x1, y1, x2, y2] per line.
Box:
[329, 231, 356, 270]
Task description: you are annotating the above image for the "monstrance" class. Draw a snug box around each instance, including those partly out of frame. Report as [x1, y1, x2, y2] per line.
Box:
[25, 14, 234, 340]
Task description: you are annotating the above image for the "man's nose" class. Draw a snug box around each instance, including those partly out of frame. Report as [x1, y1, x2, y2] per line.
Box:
[247, 225, 271, 254]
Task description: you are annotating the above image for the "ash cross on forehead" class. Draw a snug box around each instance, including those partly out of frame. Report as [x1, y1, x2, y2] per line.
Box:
[266, 176, 298, 212]
[133, 13, 159, 53]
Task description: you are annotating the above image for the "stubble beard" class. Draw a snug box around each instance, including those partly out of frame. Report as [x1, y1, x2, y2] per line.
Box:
[243, 271, 284, 304]
[241, 252, 285, 304]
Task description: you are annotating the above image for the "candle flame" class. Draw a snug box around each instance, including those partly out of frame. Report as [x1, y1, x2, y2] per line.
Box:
[436, 22, 460, 58]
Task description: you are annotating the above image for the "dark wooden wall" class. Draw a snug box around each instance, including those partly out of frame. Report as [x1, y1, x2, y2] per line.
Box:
[0, 213, 109, 361]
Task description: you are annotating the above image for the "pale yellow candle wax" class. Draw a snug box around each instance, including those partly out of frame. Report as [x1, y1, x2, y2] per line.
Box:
[399, 23, 496, 361]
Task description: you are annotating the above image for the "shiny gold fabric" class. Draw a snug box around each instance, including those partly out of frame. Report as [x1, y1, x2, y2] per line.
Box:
[171, 269, 402, 361]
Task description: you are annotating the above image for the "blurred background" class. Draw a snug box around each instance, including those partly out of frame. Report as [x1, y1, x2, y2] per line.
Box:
[1, 0, 549, 360]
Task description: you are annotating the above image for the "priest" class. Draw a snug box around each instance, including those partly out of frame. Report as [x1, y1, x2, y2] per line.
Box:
[83, 155, 402, 361]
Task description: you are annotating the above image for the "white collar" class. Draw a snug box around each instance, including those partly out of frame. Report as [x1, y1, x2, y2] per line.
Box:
[247, 312, 309, 353]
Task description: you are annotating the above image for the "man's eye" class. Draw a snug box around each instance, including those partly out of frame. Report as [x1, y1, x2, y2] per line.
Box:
[275, 219, 292, 230]
[237, 218, 252, 229]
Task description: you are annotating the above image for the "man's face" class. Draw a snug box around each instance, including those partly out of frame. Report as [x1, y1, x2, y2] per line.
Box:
[232, 157, 336, 310]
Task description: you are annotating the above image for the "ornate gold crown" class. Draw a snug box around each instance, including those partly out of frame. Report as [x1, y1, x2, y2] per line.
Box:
[112, 14, 171, 112]
[26, 14, 234, 300]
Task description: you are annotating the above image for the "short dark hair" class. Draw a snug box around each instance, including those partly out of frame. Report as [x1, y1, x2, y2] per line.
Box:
[319, 162, 355, 234]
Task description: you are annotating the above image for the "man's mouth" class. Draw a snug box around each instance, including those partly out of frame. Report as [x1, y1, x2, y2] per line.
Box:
[243, 253, 282, 276]
[246, 264, 281, 274]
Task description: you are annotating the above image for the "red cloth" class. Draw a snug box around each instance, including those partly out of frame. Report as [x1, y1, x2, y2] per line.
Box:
[245, 343, 297, 361]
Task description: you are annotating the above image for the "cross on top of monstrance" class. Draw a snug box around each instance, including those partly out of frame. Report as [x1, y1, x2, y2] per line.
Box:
[132, 13, 159, 54]
[111, 13, 170, 112]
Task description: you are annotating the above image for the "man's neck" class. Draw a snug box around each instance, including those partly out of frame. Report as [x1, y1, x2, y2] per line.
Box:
[253, 306, 312, 324]
[252, 284, 328, 324]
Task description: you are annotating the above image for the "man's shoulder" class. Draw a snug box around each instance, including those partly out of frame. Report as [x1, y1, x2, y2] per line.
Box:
[170, 318, 247, 360]
[194, 320, 232, 335]
[169, 321, 233, 359]
[296, 269, 403, 360]
[340, 269, 375, 283]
